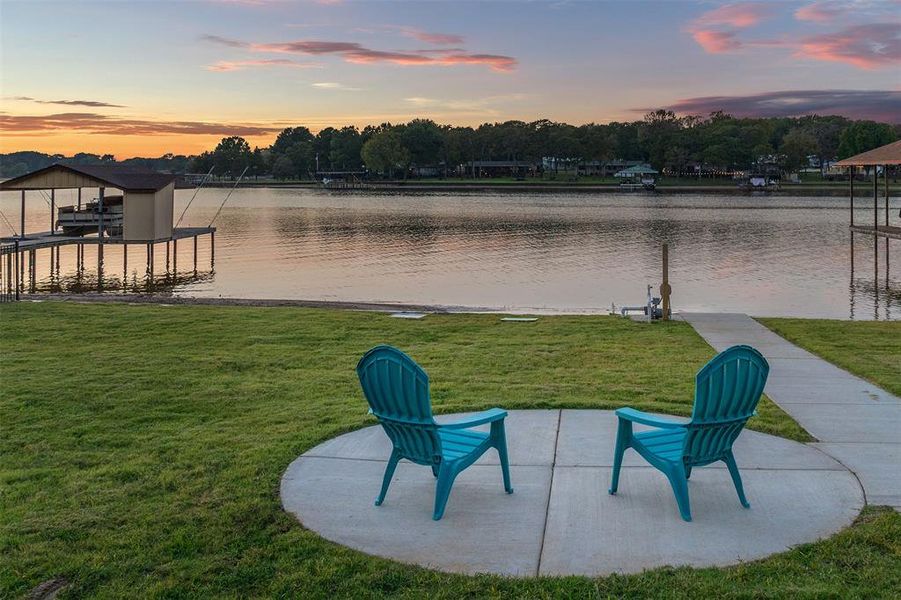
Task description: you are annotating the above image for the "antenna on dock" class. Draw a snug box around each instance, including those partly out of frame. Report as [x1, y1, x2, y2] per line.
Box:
[209, 166, 248, 227]
[175, 166, 214, 229]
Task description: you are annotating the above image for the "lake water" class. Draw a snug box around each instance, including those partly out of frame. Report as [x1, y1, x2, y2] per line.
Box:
[2, 188, 899, 319]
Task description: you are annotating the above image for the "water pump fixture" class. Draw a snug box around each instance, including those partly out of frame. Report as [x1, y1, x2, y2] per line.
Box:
[620, 285, 664, 321]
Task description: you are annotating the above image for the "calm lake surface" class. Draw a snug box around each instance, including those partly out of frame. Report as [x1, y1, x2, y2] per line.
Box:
[3, 188, 899, 319]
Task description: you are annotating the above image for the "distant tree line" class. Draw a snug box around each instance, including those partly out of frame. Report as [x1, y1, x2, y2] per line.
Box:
[2, 112, 897, 180]
[188, 112, 900, 180]
[0, 151, 193, 179]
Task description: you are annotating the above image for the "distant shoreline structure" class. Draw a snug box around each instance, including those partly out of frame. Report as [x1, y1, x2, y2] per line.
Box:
[198, 180, 866, 197]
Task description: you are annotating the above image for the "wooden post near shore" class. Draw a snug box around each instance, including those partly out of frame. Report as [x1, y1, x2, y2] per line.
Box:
[850, 167, 854, 226]
[873, 169, 878, 229]
[660, 244, 671, 321]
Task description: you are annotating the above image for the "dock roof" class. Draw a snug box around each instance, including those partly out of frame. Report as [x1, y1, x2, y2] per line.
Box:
[0, 163, 176, 192]
[834, 140, 901, 167]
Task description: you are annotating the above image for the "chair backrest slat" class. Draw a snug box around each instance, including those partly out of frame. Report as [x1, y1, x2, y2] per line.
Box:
[683, 345, 769, 466]
[357, 345, 442, 465]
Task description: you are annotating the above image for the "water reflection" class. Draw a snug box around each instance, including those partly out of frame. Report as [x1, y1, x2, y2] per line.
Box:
[2, 188, 898, 319]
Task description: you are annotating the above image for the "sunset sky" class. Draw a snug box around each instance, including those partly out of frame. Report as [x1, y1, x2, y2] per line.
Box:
[1, 0, 898, 158]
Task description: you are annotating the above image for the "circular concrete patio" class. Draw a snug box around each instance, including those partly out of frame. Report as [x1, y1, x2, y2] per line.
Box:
[280, 410, 864, 577]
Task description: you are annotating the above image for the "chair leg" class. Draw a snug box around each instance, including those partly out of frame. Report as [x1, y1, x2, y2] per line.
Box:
[724, 450, 750, 508]
[609, 417, 632, 494]
[685, 465, 692, 480]
[665, 465, 692, 522]
[433, 463, 459, 520]
[492, 420, 513, 494]
[431, 464, 439, 478]
[375, 448, 402, 506]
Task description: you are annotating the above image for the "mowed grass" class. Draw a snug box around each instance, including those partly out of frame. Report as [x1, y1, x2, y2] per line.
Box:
[1, 303, 897, 599]
[759, 318, 901, 397]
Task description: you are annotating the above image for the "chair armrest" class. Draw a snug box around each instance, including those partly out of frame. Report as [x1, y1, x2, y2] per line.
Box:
[615, 407, 687, 429]
[439, 408, 508, 430]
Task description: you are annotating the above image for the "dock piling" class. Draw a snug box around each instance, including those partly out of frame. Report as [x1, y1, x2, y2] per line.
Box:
[850, 167, 855, 226]
[193, 235, 198, 273]
[210, 231, 215, 269]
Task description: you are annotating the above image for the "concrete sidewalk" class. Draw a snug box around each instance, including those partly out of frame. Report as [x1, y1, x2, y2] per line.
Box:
[281, 410, 862, 576]
[682, 313, 901, 510]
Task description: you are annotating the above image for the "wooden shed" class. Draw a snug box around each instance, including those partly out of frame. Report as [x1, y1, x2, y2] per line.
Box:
[1, 163, 176, 242]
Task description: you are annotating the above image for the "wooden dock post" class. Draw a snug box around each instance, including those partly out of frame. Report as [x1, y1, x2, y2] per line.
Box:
[20, 190, 25, 239]
[210, 231, 215, 269]
[660, 243, 671, 320]
[29, 249, 35, 292]
[885, 167, 890, 227]
[14, 245, 21, 296]
[850, 167, 854, 226]
[50, 190, 55, 235]
[123, 244, 128, 289]
[147, 242, 153, 282]
[165, 241, 170, 273]
[874, 168, 878, 229]
[173, 239, 177, 275]
[193, 235, 198, 272]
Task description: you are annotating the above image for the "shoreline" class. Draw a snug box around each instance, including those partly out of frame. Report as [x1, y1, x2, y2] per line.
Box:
[201, 181, 867, 197]
[11, 293, 889, 321]
[18, 293, 618, 315]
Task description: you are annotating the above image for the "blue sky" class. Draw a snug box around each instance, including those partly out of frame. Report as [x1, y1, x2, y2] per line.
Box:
[1, 0, 898, 156]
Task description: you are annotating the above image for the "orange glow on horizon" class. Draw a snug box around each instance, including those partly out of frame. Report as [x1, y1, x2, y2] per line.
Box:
[0, 132, 280, 161]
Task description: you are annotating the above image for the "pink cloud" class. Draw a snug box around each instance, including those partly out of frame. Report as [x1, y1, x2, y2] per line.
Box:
[691, 30, 743, 53]
[0, 112, 281, 136]
[652, 89, 900, 122]
[798, 23, 901, 69]
[204, 35, 516, 71]
[694, 2, 774, 28]
[205, 58, 321, 72]
[795, 1, 848, 23]
[399, 27, 464, 45]
[686, 2, 775, 54]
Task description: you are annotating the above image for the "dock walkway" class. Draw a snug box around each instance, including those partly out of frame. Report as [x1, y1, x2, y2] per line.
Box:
[0, 227, 214, 252]
[683, 313, 900, 510]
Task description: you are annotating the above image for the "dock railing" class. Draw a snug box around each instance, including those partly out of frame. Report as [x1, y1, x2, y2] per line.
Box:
[0, 240, 20, 302]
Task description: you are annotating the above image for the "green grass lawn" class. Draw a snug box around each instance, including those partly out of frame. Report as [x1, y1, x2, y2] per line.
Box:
[2, 303, 898, 598]
[759, 319, 901, 397]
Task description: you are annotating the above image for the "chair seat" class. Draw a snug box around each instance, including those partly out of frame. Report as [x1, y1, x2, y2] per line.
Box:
[438, 428, 489, 461]
[634, 428, 686, 463]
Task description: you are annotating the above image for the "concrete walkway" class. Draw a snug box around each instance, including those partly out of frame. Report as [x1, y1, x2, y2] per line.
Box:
[683, 313, 901, 510]
[281, 410, 862, 576]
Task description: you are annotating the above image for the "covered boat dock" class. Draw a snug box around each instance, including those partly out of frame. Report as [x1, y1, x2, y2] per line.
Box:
[0, 163, 214, 297]
[836, 140, 900, 240]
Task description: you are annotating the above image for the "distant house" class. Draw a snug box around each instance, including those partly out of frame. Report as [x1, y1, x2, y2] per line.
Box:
[462, 160, 538, 178]
[597, 160, 645, 177]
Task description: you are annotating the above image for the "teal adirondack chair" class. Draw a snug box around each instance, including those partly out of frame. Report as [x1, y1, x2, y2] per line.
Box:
[356, 345, 513, 520]
[609, 345, 769, 521]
